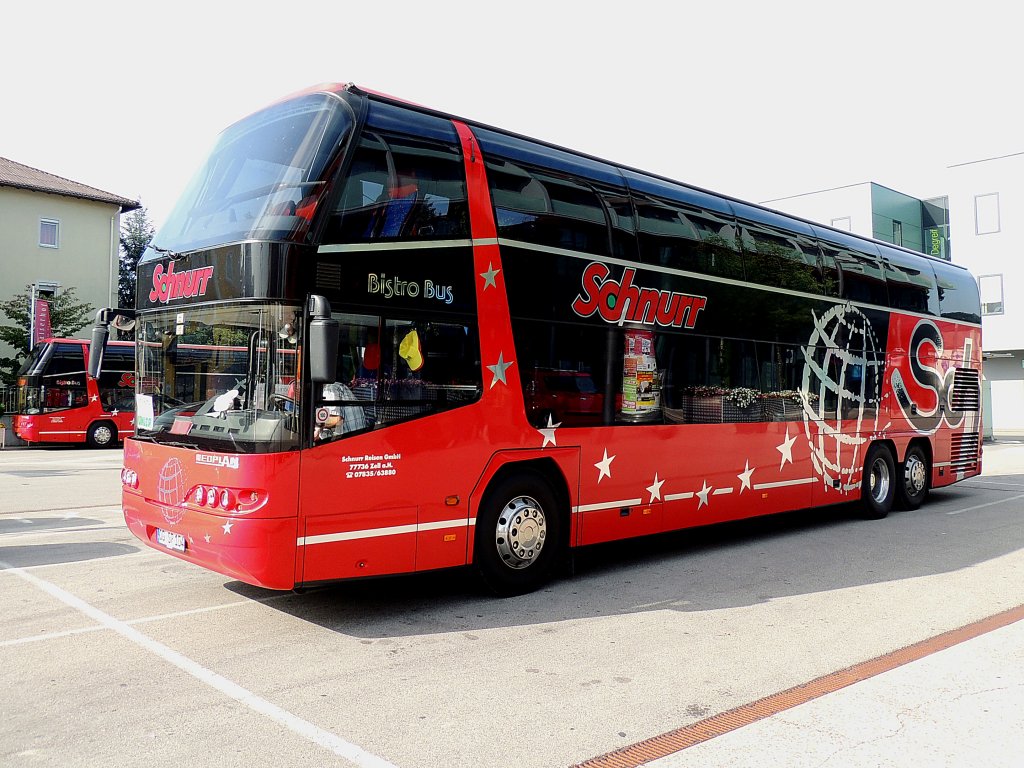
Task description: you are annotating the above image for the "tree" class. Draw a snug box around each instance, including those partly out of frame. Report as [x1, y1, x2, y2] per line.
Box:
[0, 286, 95, 385]
[119, 207, 155, 309]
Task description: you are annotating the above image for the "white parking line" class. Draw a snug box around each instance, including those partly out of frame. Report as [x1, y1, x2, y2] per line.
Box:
[946, 492, 1024, 516]
[0, 525, 127, 541]
[2, 561, 398, 768]
[1, 594, 297, 648]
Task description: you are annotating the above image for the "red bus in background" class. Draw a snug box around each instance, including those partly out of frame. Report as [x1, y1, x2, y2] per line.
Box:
[14, 338, 135, 447]
[90, 83, 983, 595]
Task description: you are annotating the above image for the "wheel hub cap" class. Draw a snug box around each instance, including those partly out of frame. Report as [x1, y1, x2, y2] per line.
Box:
[870, 459, 890, 503]
[906, 455, 926, 493]
[494, 496, 547, 570]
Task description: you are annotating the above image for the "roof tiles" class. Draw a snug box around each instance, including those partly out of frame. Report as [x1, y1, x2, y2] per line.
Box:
[0, 155, 140, 212]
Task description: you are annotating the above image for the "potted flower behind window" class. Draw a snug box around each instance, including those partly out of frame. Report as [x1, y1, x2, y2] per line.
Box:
[681, 385, 724, 423]
[722, 387, 761, 423]
[760, 389, 812, 421]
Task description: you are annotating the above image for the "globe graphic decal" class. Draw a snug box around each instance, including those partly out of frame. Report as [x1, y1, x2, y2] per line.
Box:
[801, 303, 882, 495]
[157, 457, 187, 525]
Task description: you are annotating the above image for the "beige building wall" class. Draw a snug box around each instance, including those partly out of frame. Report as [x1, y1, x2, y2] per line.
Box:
[0, 186, 122, 346]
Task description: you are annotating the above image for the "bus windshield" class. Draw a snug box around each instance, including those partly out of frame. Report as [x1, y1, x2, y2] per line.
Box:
[150, 92, 353, 255]
[135, 302, 302, 453]
[16, 341, 87, 415]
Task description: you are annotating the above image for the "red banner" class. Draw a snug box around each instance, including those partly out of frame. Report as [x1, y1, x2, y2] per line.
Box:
[34, 299, 52, 345]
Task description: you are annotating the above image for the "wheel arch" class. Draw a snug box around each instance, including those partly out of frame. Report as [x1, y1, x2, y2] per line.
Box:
[903, 436, 933, 467]
[467, 449, 578, 565]
[871, 437, 899, 463]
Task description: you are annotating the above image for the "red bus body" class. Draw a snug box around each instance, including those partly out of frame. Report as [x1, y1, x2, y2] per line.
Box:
[113, 84, 983, 592]
[14, 339, 135, 447]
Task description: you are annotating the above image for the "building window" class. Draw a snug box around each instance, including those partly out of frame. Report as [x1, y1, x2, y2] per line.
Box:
[979, 274, 1004, 315]
[39, 219, 60, 248]
[975, 193, 1000, 235]
[831, 216, 852, 231]
[892, 220, 903, 246]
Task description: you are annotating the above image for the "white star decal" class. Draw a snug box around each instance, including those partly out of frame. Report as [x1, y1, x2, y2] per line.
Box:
[111, 408, 120, 417]
[646, 473, 664, 502]
[738, 461, 754, 493]
[204, 533, 211, 543]
[480, 262, 501, 290]
[90, 394, 99, 402]
[594, 449, 615, 483]
[222, 520, 234, 535]
[696, 480, 712, 509]
[777, 427, 797, 470]
[486, 352, 514, 388]
[537, 414, 561, 448]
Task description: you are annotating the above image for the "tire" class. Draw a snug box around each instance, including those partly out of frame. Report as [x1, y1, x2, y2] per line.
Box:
[897, 444, 930, 510]
[860, 443, 896, 519]
[87, 421, 116, 448]
[474, 470, 563, 596]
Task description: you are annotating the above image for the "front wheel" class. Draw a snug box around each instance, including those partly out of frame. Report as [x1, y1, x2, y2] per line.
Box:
[860, 443, 895, 519]
[475, 471, 562, 596]
[87, 421, 117, 448]
[897, 445, 930, 510]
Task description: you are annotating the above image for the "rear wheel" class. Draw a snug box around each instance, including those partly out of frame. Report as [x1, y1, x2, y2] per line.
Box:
[860, 443, 895, 519]
[86, 421, 116, 448]
[897, 444, 930, 510]
[475, 470, 562, 596]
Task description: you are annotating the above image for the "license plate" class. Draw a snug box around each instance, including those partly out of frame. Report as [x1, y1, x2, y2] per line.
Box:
[156, 528, 186, 552]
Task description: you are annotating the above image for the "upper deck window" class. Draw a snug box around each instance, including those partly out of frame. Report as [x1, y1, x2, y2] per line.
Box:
[150, 93, 354, 256]
[322, 124, 469, 244]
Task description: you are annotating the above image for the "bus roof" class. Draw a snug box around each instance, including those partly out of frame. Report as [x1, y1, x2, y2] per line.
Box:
[320, 82, 965, 273]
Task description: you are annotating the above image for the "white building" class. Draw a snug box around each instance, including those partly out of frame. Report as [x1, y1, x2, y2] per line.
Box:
[764, 159, 1023, 438]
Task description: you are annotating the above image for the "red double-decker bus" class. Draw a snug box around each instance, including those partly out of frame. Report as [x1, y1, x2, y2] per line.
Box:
[90, 83, 983, 594]
[14, 338, 135, 447]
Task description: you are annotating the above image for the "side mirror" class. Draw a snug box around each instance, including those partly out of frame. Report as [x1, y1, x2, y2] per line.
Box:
[307, 295, 338, 383]
[88, 307, 136, 378]
[88, 310, 111, 378]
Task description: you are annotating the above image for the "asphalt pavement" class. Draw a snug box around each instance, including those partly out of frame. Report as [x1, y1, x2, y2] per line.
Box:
[624, 436, 1024, 768]
[2, 437, 1023, 767]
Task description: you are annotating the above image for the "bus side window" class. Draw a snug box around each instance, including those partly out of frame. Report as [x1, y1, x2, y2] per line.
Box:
[324, 129, 469, 244]
[826, 245, 889, 308]
[486, 159, 616, 257]
[738, 220, 824, 295]
[932, 260, 982, 324]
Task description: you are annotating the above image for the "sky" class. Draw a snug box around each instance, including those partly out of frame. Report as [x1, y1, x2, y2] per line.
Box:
[3, 1, 1020, 232]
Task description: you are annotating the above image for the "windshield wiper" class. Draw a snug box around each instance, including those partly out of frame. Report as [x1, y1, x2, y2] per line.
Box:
[149, 244, 185, 260]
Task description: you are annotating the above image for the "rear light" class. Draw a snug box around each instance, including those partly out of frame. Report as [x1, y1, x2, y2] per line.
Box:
[219, 489, 235, 511]
[194, 486, 206, 505]
[206, 488, 218, 507]
[121, 468, 139, 488]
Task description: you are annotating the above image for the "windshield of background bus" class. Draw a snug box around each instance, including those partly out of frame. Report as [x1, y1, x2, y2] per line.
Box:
[150, 94, 352, 255]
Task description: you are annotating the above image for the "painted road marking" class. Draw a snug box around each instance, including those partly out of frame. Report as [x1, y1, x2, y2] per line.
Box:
[2, 561, 397, 768]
